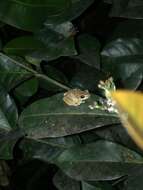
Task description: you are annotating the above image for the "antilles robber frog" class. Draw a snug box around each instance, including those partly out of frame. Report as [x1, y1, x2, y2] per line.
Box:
[63, 89, 90, 106]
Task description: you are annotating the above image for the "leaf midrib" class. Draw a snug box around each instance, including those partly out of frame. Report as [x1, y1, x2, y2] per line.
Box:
[21, 112, 118, 118]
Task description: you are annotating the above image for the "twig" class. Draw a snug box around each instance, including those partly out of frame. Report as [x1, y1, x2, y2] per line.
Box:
[0, 53, 70, 91]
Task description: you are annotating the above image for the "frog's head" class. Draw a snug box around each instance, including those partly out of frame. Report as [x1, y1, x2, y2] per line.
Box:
[79, 90, 90, 100]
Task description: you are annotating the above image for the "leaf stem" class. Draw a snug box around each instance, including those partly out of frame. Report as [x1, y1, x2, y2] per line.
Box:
[0, 53, 70, 90]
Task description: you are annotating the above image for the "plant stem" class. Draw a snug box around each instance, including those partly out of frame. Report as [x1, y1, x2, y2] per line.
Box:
[0, 53, 70, 90]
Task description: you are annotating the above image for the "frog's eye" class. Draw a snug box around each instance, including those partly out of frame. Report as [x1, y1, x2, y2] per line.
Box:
[80, 95, 85, 99]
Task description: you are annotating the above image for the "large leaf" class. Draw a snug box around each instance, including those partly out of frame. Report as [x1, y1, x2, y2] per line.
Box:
[75, 34, 101, 69]
[20, 135, 81, 162]
[0, 0, 94, 31]
[108, 0, 143, 19]
[70, 64, 107, 93]
[101, 38, 143, 89]
[3, 36, 46, 56]
[56, 140, 143, 181]
[108, 20, 143, 40]
[94, 124, 142, 155]
[0, 130, 22, 159]
[0, 109, 11, 133]
[0, 86, 18, 128]
[32, 23, 77, 61]
[13, 78, 39, 105]
[39, 64, 68, 92]
[19, 93, 119, 138]
[53, 170, 80, 190]
[4, 22, 77, 62]
[123, 167, 143, 190]
[20, 138, 64, 162]
[44, 0, 95, 24]
[82, 182, 102, 190]
[0, 54, 31, 91]
[111, 90, 143, 150]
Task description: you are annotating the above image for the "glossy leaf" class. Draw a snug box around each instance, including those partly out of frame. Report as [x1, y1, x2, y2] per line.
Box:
[123, 167, 143, 190]
[20, 135, 81, 164]
[44, 0, 94, 24]
[111, 90, 143, 150]
[32, 24, 77, 61]
[0, 86, 18, 128]
[14, 78, 38, 102]
[0, 0, 94, 31]
[0, 54, 31, 91]
[76, 34, 101, 69]
[56, 140, 143, 181]
[39, 65, 68, 92]
[82, 182, 102, 190]
[94, 124, 142, 155]
[109, 0, 143, 19]
[0, 108, 11, 133]
[0, 0, 69, 31]
[0, 131, 22, 159]
[70, 64, 106, 92]
[109, 20, 143, 40]
[3, 36, 46, 56]
[53, 170, 80, 190]
[20, 138, 67, 162]
[19, 93, 119, 138]
[101, 38, 143, 89]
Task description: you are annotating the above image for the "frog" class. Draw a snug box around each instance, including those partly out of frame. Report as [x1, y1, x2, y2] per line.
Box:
[63, 89, 90, 106]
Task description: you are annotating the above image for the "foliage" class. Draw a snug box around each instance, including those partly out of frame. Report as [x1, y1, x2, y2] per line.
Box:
[0, 0, 143, 189]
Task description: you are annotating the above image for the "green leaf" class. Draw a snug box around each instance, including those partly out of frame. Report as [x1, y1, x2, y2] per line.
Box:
[0, 54, 31, 91]
[109, 20, 143, 40]
[44, 0, 94, 24]
[56, 140, 143, 181]
[82, 182, 102, 190]
[123, 167, 143, 190]
[0, 0, 94, 31]
[76, 34, 101, 69]
[3, 36, 46, 56]
[94, 124, 142, 155]
[20, 135, 81, 162]
[43, 135, 81, 148]
[14, 78, 38, 104]
[70, 64, 106, 92]
[53, 170, 80, 190]
[0, 0, 69, 31]
[0, 109, 11, 133]
[0, 131, 22, 159]
[0, 86, 18, 128]
[19, 93, 119, 138]
[32, 24, 77, 61]
[39, 65, 68, 92]
[109, 0, 143, 19]
[101, 38, 143, 89]
[20, 138, 66, 162]
[44, 21, 76, 38]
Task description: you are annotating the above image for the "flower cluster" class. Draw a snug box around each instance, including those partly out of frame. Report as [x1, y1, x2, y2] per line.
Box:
[89, 77, 118, 113]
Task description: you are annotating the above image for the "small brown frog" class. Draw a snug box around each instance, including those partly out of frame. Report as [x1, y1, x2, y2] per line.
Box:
[63, 89, 90, 106]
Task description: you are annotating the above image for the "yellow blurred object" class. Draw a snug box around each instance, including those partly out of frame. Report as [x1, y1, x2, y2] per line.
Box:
[111, 90, 143, 150]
